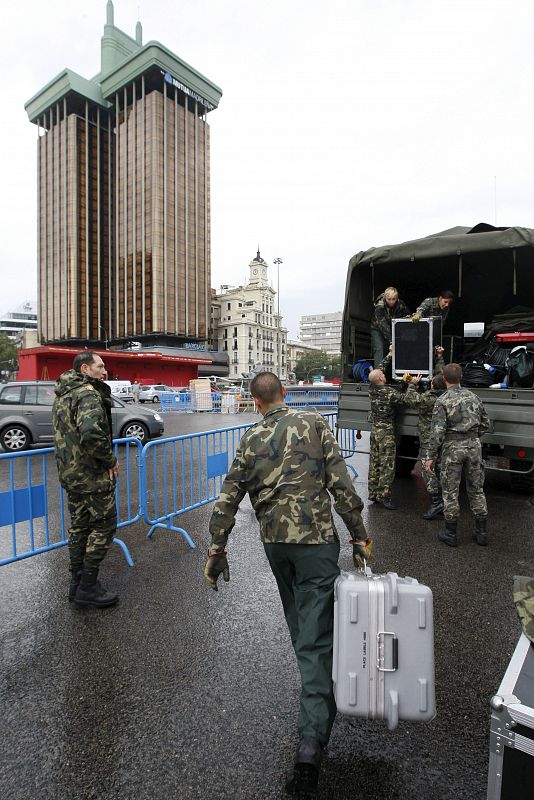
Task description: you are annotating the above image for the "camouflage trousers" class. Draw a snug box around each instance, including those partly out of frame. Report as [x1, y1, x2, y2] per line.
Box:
[368, 426, 396, 500]
[419, 437, 440, 495]
[66, 486, 117, 571]
[440, 439, 487, 522]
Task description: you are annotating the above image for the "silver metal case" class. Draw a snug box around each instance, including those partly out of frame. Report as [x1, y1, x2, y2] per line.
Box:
[333, 569, 436, 730]
[392, 317, 436, 379]
[487, 634, 534, 800]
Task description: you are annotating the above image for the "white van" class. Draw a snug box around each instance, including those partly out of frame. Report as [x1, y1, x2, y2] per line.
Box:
[104, 380, 134, 402]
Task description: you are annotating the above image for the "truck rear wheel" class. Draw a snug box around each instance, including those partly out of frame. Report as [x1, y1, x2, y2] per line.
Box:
[510, 460, 534, 493]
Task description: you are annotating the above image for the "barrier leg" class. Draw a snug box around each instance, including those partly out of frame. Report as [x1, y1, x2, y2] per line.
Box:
[346, 464, 358, 479]
[112, 536, 135, 567]
[146, 518, 196, 549]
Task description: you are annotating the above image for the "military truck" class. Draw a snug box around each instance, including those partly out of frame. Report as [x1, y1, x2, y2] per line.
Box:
[338, 223, 534, 490]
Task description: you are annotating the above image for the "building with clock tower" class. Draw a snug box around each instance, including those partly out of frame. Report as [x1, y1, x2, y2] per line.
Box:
[210, 250, 287, 380]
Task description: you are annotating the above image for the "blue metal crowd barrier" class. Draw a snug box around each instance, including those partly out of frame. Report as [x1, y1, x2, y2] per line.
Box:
[158, 390, 339, 414]
[1, 410, 350, 568]
[0, 438, 142, 567]
[141, 423, 251, 548]
[284, 390, 339, 409]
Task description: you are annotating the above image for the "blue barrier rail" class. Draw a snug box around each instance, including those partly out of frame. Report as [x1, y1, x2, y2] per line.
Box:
[1, 411, 353, 567]
[141, 424, 251, 547]
[158, 390, 339, 413]
[0, 438, 142, 567]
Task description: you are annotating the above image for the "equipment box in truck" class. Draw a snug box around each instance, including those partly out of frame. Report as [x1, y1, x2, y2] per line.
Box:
[338, 223, 534, 488]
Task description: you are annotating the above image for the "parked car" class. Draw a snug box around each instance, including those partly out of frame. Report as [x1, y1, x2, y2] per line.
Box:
[0, 381, 164, 452]
[138, 384, 176, 403]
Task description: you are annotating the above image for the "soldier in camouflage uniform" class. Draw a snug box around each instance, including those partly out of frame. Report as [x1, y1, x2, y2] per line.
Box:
[412, 290, 455, 323]
[367, 365, 408, 510]
[426, 363, 490, 548]
[204, 372, 372, 800]
[370, 286, 410, 367]
[513, 576, 534, 643]
[401, 350, 446, 519]
[52, 351, 119, 607]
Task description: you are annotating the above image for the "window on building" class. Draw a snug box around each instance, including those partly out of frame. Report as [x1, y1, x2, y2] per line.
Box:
[233, 327, 238, 337]
[227, 303, 231, 310]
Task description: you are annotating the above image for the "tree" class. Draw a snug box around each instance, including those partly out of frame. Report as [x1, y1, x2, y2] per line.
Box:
[294, 352, 341, 382]
[0, 333, 18, 379]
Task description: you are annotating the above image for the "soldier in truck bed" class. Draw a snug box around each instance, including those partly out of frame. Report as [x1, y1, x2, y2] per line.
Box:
[412, 289, 455, 322]
[370, 286, 410, 367]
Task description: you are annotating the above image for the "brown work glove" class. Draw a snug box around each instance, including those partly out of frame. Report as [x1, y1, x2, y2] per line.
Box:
[350, 537, 374, 569]
[204, 550, 230, 591]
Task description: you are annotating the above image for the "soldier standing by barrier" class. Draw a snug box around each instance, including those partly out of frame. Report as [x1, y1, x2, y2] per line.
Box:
[203, 372, 372, 799]
[52, 351, 119, 608]
[426, 362, 490, 547]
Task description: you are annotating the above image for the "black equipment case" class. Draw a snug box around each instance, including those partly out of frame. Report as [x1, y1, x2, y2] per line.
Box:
[487, 633, 534, 799]
[391, 317, 441, 380]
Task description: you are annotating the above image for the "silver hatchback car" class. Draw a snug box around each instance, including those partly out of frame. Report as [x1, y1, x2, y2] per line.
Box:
[0, 381, 164, 452]
[138, 384, 176, 403]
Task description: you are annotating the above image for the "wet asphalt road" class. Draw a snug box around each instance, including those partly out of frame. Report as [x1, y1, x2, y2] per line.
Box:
[1, 410, 533, 800]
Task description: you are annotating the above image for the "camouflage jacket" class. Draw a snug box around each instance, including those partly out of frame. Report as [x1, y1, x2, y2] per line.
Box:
[416, 296, 449, 322]
[401, 383, 444, 443]
[209, 405, 367, 550]
[428, 385, 490, 461]
[52, 370, 116, 494]
[513, 576, 534, 644]
[369, 383, 406, 430]
[371, 294, 410, 340]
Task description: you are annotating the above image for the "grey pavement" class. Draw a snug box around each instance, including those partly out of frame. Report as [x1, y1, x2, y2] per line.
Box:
[1, 410, 533, 800]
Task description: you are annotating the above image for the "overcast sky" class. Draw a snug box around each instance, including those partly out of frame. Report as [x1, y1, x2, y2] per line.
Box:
[2, 0, 533, 338]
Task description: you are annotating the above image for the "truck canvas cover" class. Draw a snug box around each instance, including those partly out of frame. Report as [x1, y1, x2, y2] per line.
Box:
[342, 223, 534, 365]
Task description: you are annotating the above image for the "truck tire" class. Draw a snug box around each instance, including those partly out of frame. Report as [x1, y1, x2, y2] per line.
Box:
[510, 459, 534, 494]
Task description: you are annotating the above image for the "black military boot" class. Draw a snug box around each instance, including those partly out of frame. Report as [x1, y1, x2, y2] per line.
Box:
[68, 568, 82, 602]
[73, 567, 119, 608]
[422, 494, 444, 520]
[438, 520, 458, 547]
[284, 737, 323, 798]
[473, 516, 488, 546]
[378, 496, 397, 510]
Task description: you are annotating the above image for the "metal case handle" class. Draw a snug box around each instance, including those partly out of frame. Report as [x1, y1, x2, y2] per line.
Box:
[377, 631, 398, 672]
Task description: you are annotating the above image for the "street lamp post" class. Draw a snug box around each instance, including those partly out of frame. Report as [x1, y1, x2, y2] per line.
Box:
[273, 257, 283, 379]
[98, 325, 108, 350]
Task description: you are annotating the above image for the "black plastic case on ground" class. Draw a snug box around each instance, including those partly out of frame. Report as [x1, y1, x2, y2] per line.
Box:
[487, 634, 534, 799]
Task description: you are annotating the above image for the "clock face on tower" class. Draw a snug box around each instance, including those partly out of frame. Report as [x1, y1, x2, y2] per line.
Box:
[253, 269, 258, 275]
[262, 268, 266, 277]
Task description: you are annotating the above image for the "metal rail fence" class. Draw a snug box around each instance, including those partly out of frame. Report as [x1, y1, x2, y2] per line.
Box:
[0, 438, 143, 567]
[142, 424, 251, 548]
[1, 410, 357, 568]
[158, 390, 340, 414]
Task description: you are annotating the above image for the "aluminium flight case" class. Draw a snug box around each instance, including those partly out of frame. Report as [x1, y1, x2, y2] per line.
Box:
[487, 633, 534, 800]
[333, 569, 436, 730]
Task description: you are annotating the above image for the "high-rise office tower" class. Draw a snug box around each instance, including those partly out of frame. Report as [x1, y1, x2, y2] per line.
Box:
[25, 1, 222, 346]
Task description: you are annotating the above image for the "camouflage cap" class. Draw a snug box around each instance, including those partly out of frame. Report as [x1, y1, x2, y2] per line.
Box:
[513, 576, 534, 643]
